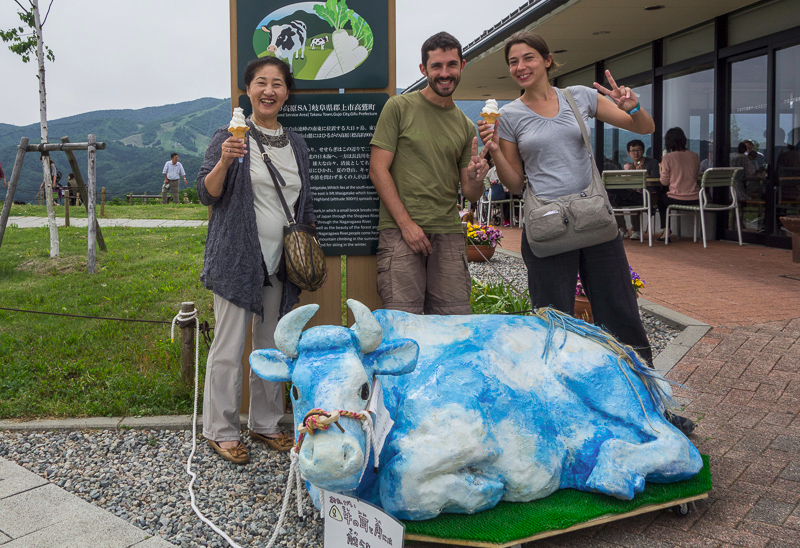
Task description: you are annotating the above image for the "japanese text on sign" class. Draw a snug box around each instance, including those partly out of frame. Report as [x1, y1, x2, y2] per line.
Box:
[323, 490, 404, 548]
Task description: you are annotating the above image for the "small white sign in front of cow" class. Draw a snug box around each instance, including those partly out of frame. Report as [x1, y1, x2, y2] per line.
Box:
[323, 490, 404, 548]
[367, 377, 393, 456]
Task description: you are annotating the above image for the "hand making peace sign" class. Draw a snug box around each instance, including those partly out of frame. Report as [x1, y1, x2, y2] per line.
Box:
[467, 137, 491, 184]
[593, 69, 639, 114]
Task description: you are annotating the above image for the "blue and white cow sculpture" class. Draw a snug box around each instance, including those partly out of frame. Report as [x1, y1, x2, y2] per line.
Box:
[251, 300, 702, 521]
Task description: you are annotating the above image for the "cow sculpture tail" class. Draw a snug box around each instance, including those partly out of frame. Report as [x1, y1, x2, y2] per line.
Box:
[534, 307, 680, 418]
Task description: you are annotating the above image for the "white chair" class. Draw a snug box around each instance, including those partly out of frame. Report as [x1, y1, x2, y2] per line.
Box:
[477, 186, 522, 227]
[664, 167, 743, 248]
[602, 170, 651, 246]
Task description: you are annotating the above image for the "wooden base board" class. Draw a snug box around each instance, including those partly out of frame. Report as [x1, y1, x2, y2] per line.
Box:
[405, 492, 710, 548]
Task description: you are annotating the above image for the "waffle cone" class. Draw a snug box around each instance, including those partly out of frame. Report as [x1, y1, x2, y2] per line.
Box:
[480, 112, 501, 124]
[229, 126, 249, 140]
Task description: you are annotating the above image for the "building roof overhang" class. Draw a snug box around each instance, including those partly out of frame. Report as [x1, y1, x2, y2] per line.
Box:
[404, 0, 759, 100]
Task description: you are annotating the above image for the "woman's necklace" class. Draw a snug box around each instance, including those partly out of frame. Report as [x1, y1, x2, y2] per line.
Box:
[253, 124, 289, 148]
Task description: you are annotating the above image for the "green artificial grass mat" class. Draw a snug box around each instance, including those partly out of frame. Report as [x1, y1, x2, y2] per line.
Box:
[403, 455, 712, 544]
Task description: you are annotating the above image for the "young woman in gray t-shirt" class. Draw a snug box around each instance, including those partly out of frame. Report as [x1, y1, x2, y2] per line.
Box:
[478, 31, 656, 366]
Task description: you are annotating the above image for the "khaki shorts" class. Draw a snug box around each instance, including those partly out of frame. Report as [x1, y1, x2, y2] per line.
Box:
[376, 228, 471, 315]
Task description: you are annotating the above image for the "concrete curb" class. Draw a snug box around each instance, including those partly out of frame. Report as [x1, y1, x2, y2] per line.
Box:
[638, 298, 712, 376]
[0, 413, 294, 433]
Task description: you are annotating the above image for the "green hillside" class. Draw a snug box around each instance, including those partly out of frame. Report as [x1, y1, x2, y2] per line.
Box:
[0, 95, 518, 203]
[0, 98, 231, 202]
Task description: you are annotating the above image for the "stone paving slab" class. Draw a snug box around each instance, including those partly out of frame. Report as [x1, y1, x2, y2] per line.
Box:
[0, 458, 48, 499]
[1, 506, 151, 548]
[0, 459, 167, 547]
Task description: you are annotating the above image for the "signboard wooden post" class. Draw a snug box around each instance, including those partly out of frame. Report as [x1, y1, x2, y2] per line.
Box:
[229, 0, 395, 409]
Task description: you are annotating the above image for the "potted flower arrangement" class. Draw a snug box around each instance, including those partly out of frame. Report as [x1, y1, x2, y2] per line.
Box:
[575, 266, 645, 323]
[466, 223, 503, 262]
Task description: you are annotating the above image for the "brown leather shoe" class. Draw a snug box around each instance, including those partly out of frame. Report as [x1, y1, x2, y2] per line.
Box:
[208, 439, 249, 464]
[249, 430, 294, 452]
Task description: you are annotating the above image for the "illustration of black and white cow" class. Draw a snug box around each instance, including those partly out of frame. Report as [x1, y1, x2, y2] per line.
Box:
[309, 36, 329, 50]
[261, 20, 307, 73]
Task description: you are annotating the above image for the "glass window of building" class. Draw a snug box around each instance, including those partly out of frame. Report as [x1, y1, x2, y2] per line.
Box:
[663, 24, 714, 66]
[605, 47, 652, 81]
[663, 67, 715, 159]
[728, 54, 768, 234]
[728, 0, 800, 47]
[774, 43, 800, 236]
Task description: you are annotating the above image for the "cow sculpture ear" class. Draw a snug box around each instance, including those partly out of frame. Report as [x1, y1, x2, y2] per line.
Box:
[364, 339, 419, 377]
[250, 349, 293, 382]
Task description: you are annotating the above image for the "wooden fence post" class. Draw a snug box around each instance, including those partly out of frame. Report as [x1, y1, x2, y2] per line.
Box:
[0, 137, 29, 250]
[61, 137, 106, 251]
[180, 302, 196, 384]
[101, 187, 106, 217]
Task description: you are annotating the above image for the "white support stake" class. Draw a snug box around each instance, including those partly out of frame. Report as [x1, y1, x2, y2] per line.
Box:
[88, 134, 97, 274]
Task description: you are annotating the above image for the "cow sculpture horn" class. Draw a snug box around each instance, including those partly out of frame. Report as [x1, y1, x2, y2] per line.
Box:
[347, 299, 382, 354]
[274, 304, 319, 359]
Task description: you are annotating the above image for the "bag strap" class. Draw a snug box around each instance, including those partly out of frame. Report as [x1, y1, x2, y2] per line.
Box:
[561, 88, 604, 187]
[247, 120, 295, 225]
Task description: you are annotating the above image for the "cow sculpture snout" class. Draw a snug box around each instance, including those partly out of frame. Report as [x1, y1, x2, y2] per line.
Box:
[267, 45, 277, 53]
[298, 431, 366, 492]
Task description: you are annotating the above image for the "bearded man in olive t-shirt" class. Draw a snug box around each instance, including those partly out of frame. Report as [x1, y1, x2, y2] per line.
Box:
[369, 32, 487, 315]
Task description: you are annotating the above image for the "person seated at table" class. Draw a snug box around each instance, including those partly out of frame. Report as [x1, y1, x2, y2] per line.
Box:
[609, 139, 660, 240]
[658, 127, 700, 241]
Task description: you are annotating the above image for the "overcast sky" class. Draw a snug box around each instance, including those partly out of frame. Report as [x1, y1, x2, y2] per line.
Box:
[0, 0, 525, 127]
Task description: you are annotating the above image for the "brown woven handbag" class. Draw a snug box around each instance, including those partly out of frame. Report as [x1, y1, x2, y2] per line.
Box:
[249, 123, 326, 292]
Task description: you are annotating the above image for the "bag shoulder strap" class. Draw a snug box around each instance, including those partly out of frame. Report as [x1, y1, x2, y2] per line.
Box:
[247, 121, 295, 225]
[560, 88, 604, 192]
[560, 88, 593, 157]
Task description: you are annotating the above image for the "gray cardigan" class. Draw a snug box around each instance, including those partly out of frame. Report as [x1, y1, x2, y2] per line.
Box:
[197, 123, 316, 319]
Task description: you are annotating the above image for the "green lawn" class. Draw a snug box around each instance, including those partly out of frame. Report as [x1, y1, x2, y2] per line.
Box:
[3, 202, 210, 220]
[0, 220, 523, 419]
[0, 224, 213, 419]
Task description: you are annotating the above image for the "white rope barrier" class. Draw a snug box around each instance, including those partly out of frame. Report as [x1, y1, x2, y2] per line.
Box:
[172, 305, 245, 548]
[173, 304, 307, 548]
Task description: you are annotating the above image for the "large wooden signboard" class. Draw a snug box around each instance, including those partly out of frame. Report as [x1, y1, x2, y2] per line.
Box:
[238, 92, 389, 256]
[230, 0, 395, 409]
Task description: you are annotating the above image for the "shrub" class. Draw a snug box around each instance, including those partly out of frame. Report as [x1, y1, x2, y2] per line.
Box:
[470, 279, 531, 315]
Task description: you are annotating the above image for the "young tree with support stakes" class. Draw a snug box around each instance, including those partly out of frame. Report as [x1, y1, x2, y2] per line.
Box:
[1, 0, 59, 257]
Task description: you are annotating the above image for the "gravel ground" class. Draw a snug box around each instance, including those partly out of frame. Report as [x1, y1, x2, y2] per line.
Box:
[0, 429, 321, 547]
[0, 253, 680, 547]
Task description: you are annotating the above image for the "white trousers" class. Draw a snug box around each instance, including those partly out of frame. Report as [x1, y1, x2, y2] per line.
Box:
[202, 278, 284, 442]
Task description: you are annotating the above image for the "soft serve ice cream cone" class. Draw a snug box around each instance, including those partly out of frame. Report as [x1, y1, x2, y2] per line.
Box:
[480, 99, 501, 126]
[228, 107, 249, 162]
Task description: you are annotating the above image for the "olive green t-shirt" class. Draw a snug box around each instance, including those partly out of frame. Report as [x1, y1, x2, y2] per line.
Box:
[370, 91, 475, 233]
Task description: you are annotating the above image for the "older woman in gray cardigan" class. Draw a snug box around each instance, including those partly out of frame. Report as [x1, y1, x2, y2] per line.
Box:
[197, 57, 316, 464]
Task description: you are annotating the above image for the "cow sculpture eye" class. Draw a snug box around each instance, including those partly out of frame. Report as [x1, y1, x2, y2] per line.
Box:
[291, 385, 300, 400]
[359, 382, 370, 401]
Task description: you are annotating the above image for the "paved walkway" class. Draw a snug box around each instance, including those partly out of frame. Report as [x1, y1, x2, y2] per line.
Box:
[2, 220, 800, 547]
[4, 216, 207, 229]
